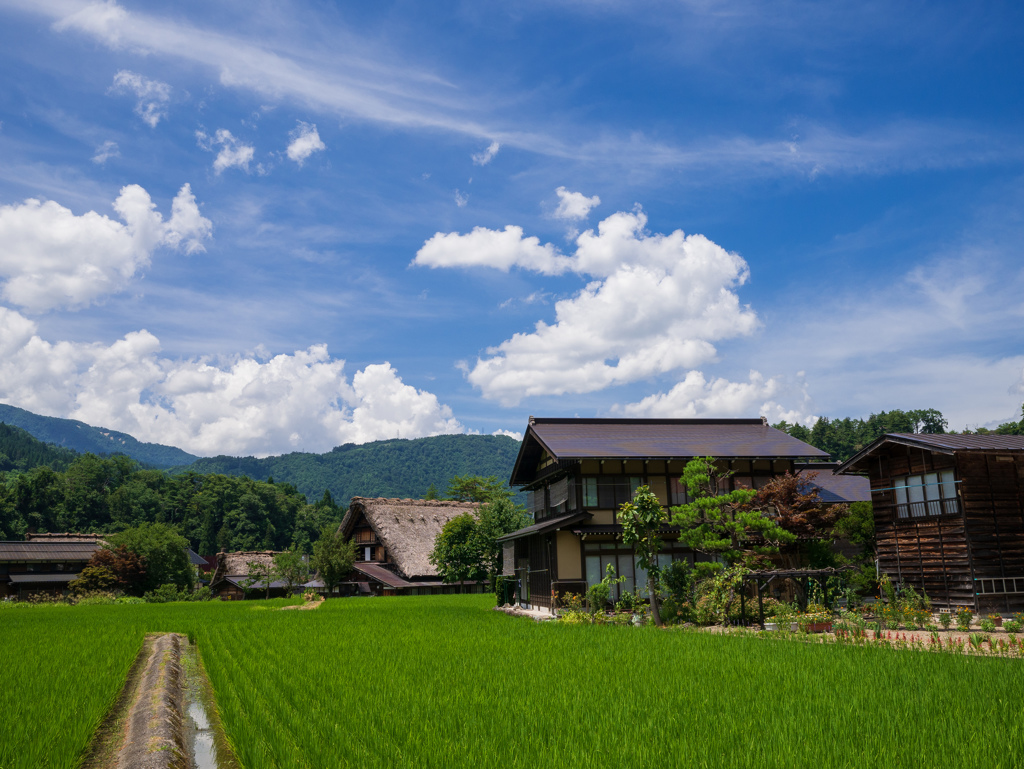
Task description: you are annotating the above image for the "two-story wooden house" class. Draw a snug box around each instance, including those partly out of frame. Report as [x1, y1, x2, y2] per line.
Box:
[835, 433, 1024, 612]
[498, 417, 828, 611]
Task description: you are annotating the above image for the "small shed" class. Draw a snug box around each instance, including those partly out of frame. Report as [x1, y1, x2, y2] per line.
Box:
[836, 433, 1024, 612]
[209, 550, 287, 600]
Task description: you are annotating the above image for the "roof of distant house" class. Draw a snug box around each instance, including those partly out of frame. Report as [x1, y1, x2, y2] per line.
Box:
[0, 541, 100, 561]
[795, 463, 872, 503]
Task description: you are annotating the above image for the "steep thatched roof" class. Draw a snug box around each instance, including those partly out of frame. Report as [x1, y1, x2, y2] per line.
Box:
[341, 498, 481, 580]
[212, 550, 281, 585]
[24, 532, 108, 544]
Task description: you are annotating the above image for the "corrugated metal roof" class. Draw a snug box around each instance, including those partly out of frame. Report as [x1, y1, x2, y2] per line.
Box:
[795, 464, 872, 503]
[0, 542, 99, 561]
[8, 572, 79, 583]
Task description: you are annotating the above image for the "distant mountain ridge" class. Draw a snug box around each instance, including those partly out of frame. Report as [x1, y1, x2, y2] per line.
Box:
[0, 403, 522, 504]
[0, 404, 199, 469]
[172, 434, 522, 505]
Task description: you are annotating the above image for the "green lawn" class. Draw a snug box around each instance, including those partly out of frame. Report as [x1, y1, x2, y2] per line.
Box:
[2, 596, 1023, 768]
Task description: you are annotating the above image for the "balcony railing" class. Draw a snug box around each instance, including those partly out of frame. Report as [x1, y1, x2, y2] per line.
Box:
[896, 498, 961, 519]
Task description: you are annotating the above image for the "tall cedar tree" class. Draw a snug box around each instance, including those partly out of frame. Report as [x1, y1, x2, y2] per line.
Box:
[619, 485, 666, 626]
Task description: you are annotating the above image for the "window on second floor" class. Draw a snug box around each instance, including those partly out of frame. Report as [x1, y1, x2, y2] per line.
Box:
[893, 470, 958, 518]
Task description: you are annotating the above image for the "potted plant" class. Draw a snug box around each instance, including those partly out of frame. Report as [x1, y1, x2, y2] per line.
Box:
[798, 603, 833, 633]
[986, 613, 1003, 628]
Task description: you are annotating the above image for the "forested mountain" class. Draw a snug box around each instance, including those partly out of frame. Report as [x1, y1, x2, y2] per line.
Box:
[0, 423, 79, 473]
[173, 434, 522, 506]
[0, 404, 198, 468]
[0, 452, 329, 554]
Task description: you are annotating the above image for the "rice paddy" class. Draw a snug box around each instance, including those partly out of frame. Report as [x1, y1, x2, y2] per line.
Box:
[2, 595, 1023, 769]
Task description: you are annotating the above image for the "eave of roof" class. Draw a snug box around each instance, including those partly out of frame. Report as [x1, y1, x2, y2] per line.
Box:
[8, 572, 79, 583]
[835, 433, 1024, 475]
[496, 512, 590, 543]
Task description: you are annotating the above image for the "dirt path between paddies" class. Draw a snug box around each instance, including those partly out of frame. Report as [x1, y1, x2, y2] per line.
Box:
[281, 597, 324, 610]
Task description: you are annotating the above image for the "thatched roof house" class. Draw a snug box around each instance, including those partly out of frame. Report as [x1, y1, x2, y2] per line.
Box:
[210, 550, 287, 600]
[340, 497, 485, 595]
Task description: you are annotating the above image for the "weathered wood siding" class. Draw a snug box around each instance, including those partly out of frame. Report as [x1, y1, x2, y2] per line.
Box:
[871, 446, 970, 608]
[870, 444, 1024, 611]
[959, 453, 1024, 612]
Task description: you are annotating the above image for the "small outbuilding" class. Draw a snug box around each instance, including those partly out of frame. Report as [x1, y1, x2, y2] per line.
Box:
[209, 550, 289, 600]
[835, 433, 1024, 612]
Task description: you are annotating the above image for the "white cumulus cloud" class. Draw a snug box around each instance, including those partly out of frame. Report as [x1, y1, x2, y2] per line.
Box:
[416, 225, 571, 274]
[286, 121, 326, 166]
[110, 70, 172, 127]
[196, 129, 255, 174]
[613, 370, 813, 425]
[416, 208, 758, 405]
[553, 186, 600, 220]
[0, 184, 212, 312]
[472, 141, 500, 166]
[0, 310, 464, 457]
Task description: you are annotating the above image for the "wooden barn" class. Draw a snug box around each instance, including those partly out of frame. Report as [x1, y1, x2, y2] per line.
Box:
[0, 533, 104, 600]
[209, 550, 289, 600]
[835, 433, 1024, 612]
[340, 497, 486, 595]
[498, 417, 829, 612]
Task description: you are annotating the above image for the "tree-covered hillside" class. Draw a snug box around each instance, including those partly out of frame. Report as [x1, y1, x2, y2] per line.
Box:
[0, 404, 198, 469]
[174, 434, 522, 505]
[0, 452, 324, 554]
[0, 423, 80, 473]
[775, 405, 1024, 463]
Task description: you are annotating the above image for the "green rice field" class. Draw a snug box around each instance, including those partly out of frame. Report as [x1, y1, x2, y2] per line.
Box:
[2, 595, 1023, 769]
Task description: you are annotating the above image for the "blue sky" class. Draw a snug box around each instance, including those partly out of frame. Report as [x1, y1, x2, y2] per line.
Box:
[0, 0, 1022, 457]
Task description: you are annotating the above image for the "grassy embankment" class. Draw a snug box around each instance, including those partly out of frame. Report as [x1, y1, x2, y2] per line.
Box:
[2, 595, 1023, 769]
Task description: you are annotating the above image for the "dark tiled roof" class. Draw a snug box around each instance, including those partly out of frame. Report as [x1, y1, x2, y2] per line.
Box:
[836, 433, 1024, 474]
[8, 572, 79, 583]
[511, 418, 827, 486]
[0, 542, 99, 561]
[795, 463, 872, 503]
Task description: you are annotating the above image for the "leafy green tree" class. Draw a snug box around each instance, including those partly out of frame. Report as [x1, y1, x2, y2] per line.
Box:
[107, 522, 193, 594]
[311, 525, 356, 595]
[475, 497, 530, 581]
[445, 475, 512, 504]
[68, 565, 118, 595]
[243, 559, 275, 599]
[671, 457, 795, 564]
[424, 483, 439, 500]
[619, 485, 666, 626]
[429, 513, 485, 591]
[273, 546, 310, 594]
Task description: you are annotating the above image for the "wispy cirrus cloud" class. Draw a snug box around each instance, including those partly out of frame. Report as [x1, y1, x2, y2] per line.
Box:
[14, 0, 1013, 182]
